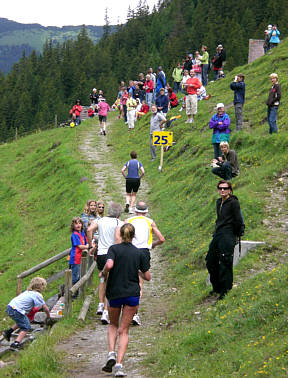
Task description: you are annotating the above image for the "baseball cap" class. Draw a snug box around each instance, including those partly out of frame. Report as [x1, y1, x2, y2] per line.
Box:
[217, 103, 225, 109]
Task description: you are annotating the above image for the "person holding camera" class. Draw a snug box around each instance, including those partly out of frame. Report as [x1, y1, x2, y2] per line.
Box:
[230, 74, 245, 131]
[269, 25, 280, 48]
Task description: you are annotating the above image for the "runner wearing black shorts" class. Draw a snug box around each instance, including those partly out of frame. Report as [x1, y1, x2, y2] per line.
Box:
[121, 151, 145, 214]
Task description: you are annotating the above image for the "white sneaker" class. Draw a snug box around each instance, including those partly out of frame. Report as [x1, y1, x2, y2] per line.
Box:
[115, 364, 126, 377]
[185, 119, 190, 124]
[132, 313, 141, 326]
[102, 351, 116, 373]
[101, 310, 109, 324]
[179, 107, 183, 112]
[129, 208, 134, 214]
[97, 302, 104, 315]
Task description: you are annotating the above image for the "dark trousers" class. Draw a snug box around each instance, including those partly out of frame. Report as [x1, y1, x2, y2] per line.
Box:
[206, 232, 236, 296]
[123, 104, 127, 122]
[213, 143, 221, 159]
[212, 162, 233, 180]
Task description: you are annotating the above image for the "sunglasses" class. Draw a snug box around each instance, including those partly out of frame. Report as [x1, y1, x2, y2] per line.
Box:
[218, 187, 230, 191]
[98, 206, 104, 208]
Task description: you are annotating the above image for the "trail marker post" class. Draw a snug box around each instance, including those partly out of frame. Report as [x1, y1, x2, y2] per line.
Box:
[153, 131, 173, 172]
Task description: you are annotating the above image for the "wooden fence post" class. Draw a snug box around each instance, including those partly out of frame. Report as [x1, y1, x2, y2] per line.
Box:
[87, 255, 94, 287]
[55, 114, 57, 128]
[79, 255, 87, 298]
[64, 269, 72, 317]
[16, 277, 22, 295]
[15, 128, 18, 141]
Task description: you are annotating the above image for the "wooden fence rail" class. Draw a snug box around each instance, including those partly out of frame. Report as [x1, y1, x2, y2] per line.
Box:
[16, 248, 96, 320]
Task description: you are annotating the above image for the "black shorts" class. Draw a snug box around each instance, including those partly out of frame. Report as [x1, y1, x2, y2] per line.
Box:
[99, 115, 107, 122]
[97, 254, 107, 271]
[126, 178, 140, 193]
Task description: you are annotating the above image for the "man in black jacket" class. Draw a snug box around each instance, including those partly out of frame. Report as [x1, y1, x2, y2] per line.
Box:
[206, 180, 244, 300]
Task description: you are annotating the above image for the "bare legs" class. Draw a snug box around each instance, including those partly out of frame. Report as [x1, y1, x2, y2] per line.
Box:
[108, 305, 138, 365]
[99, 276, 108, 311]
[125, 192, 136, 209]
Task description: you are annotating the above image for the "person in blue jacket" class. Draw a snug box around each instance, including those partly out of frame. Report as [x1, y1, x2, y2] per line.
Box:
[209, 103, 231, 159]
[156, 66, 166, 96]
[230, 74, 245, 131]
[155, 88, 169, 116]
[269, 25, 280, 48]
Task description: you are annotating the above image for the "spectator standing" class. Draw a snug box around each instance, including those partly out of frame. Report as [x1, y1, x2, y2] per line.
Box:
[230, 73, 245, 131]
[81, 199, 98, 234]
[148, 68, 156, 103]
[138, 73, 146, 102]
[263, 30, 271, 54]
[209, 103, 231, 158]
[168, 88, 178, 108]
[206, 180, 244, 300]
[136, 100, 149, 119]
[269, 25, 280, 48]
[69, 217, 88, 286]
[72, 100, 83, 126]
[156, 88, 169, 116]
[211, 141, 239, 180]
[181, 70, 190, 92]
[172, 62, 183, 93]
[212, 45, 226, 80]
[98, 98, 110, 136]
[156, 66, 166, 96]
[192, 51, 202, 82]
[266, 73, 281, 134]
[126, 92, 137, 131]
[121, 151, 145, 214]
[200, 45, 209, 86]
[184, 69, 202, 123]
[120, 88, 129, 124]
[144, 74, 154, 109]
[90, 88, 98, 105]
[150, 105, 166, 161]
[184, 54, 193, 72]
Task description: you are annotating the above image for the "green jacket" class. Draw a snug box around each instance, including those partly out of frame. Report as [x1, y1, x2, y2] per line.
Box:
[200, 51, 209, 65]
[172, 67, 183, 82]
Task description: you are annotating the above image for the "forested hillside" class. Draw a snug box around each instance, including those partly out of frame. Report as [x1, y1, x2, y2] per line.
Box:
[0, 0, 287, 142]
[0, 17, 104, 73]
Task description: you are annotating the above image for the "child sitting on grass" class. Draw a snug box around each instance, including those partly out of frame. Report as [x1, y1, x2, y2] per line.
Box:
[69, 217, 88, 287]
[2, 277, 51, 350]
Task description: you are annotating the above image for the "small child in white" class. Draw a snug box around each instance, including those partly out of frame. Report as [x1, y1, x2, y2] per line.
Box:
[2, 277, 51, 350]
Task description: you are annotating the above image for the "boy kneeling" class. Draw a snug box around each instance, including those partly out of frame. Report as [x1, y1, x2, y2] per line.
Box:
[2, 277, 51, 350]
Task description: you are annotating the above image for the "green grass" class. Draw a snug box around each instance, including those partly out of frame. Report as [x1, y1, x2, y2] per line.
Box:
[1, 39, 288, 377]
[106, 38, 288, 376]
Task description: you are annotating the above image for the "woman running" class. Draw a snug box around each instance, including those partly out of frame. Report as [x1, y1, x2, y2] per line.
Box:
[101, 223, 151, 377]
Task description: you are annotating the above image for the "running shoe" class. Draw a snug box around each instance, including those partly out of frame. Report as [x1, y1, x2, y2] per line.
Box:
[103, 130, 106, 136]
[129, 208, 134, 214]
[124, 203, 129, 213]
[2, 329, 12, 342]
[114, 364, 127, 377]
[101, 310, 110, 324]
[97, 302, 104, 315]
[102, 351, 116, 372]
[10, 341, 21, 351]
[132, 313, 141, 326]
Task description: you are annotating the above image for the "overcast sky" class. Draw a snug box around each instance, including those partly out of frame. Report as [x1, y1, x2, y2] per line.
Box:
[1, 0, 159, 27]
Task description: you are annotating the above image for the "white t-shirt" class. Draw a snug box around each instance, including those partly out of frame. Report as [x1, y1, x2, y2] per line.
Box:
[128, 215, 153, 249]
[8, 290, 45, 315]
[97, 217, 124, 255]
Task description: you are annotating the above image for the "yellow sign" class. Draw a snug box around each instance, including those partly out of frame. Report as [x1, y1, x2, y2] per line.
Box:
[153, 131, 173, 146]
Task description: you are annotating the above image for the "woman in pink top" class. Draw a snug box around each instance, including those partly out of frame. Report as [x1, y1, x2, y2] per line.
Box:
[98, 98, 110, 136]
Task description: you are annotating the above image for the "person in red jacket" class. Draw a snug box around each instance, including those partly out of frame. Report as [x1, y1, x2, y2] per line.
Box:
[168, 88, 178, 109]
[72, 99, 83, 125]
[144, 74, 154, 109]
[183, 70, 201, 123]
[136, 100, 150, 120]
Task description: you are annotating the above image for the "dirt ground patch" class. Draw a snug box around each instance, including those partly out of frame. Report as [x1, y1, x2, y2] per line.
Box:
[56, 121, 169, 377]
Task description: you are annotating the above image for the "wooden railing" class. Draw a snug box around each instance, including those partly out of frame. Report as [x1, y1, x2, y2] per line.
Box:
[16, 249, 97, 321]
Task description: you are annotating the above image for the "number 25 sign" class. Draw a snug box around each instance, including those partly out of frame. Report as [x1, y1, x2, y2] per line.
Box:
[153, 131, 173, 146]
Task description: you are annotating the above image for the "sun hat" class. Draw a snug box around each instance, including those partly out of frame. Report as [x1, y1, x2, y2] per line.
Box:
[217, 103, 225, 109]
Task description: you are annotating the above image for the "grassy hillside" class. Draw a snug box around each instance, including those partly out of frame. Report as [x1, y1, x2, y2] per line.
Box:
[0, 39, 287, 377]
[107, 39, 288, 376]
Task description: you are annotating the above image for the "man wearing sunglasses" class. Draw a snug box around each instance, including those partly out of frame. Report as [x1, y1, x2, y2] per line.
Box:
[205, 180, 244, 300]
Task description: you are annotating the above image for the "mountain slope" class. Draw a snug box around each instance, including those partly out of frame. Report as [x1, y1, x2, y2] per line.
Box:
[0, 17, 104, 73]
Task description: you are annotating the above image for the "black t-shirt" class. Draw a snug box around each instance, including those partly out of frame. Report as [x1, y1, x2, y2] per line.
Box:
[106, 242, 150, 300]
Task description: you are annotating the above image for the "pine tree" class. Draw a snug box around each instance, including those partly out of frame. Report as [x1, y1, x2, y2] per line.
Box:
[103, 8, 110, 39]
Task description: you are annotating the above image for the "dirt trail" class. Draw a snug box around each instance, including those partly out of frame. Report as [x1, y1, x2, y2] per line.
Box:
[56, 121, 168, 377]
